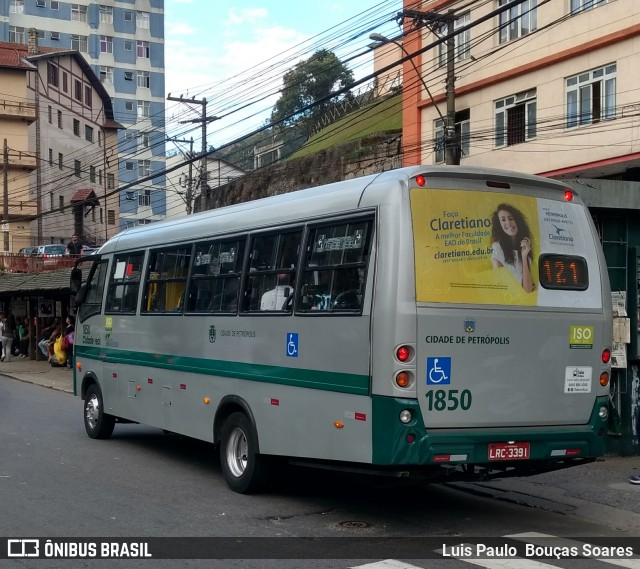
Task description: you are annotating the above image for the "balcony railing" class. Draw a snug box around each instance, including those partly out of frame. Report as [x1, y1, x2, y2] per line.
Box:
[0, 99, 37, 122]
[0, 149, 38, 170]
[0, 253, 77, 274]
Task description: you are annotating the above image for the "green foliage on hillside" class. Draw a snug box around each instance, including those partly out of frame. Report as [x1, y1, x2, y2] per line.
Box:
[290, 94, 402, 159]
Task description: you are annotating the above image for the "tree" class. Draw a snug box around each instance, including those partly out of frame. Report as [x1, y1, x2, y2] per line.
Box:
[271, 49, 354, 132]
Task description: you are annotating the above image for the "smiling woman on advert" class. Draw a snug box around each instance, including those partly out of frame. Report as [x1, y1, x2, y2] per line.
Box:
[490, 203, 535, 293]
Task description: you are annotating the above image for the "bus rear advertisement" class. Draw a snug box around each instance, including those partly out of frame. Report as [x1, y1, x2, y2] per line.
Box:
[71, 166, 612, 493]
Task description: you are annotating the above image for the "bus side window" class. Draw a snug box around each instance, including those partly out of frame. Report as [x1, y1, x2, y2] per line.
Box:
[296, 218, 372, 314]
[105, 253, 145, 314]
[241, 229, 302, 313]
[186, 238, 245, 314]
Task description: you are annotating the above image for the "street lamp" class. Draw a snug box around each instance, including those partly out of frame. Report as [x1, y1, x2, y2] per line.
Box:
[369, 33, 457, 165]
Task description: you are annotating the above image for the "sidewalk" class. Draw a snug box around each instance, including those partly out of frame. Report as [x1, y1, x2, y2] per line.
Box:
[0, 354, 74, 393]
[0, 357, 638, 530]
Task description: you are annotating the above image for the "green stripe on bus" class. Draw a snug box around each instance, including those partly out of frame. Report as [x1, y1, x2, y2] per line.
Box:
[74, 345, 370, 396]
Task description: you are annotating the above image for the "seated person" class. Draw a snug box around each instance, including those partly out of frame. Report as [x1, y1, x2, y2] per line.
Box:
[260, 273, 293, 311]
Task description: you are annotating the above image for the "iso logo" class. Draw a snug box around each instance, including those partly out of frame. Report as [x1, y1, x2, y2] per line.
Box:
[8, 539, 39, 557]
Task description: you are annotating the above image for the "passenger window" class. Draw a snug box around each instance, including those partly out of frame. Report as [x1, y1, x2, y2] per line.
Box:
[186, 238, 245, 313]
[297, 219, 372, 313]
[142, 247, 192, 313]
[242, 230, 302, 312]
[105, 252, 145, 313]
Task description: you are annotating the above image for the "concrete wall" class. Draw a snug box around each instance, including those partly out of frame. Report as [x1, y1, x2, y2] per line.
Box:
[196, 133, 402, 212]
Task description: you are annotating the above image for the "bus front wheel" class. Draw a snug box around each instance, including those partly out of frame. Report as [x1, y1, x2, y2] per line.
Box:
[219, 412, 268, 494]
[84, 384, 115, 439]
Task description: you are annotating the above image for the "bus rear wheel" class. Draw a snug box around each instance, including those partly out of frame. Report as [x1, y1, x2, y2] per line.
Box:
[219, 412, 268, 494]
[84, 384, 115, 439]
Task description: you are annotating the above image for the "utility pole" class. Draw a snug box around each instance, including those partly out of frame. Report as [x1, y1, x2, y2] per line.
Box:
[3, 139, 9, 252]
[397, 9, 460, 165]
[167, 95, 219, 202]
[171, 136, 195, 214]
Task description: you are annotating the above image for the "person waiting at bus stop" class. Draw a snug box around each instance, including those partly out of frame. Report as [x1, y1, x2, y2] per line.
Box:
[38, 318, 61, 358]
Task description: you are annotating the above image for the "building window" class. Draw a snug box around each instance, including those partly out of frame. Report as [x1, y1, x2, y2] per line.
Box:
[59, 196, 64, 212]
[58, 153, 63, 169]
[9, 26, 26, 44]
[48, 105, 52, 123]
[499, 0, 537, 44]
[99, 66, 113, 84]
[85, 125, 94, 142]
[124, 11, 133, 22]
[71, 34, 87, 52]
[137, 100, 150, 118]
[495, 89, 537, 147]
[74, 80, 82, 101]
[107, 210, 116, 225]
[125, 161, 135, 171]
[90, 165, 96, 183]
[62, 72, 68, 92]
[434, 109, 470, 163]
[48, 148, 53, 165]
[85, 85, 92, 108]
[74, 160, 81, 177]
[98, 132, 102, 147]
[57, 110, 62, 129]
[136, 41, 150, 59]
[36, 0, 45, 7]
[138, 160, 151, 177]
[138, 189, 151, 207]
[438, 13, 470, 66]
[51, 1, 58, 9]
[99, 5, 113, 24]
[570, 0, 610, 13]
[9, 1, 24, 14]
[137, 71, 150, 88]
[136, 11, 150, 29]
[138, 133, 150, 148]
[125, 101, 134, 112]
[100, 35, 113, 54]
[566, 64, 616, 128]
[124, 41, 133, 51]
[50, 32, 59, 41]
[73, 119, 80, 136]
[124, 71, 134, 81]
[47, 62, 59, 87]
[107, 173, 115, 189]
[71, 4, 87, 21]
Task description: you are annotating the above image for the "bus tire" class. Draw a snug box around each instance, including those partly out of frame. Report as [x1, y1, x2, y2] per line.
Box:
[220, 412, 268, 494]
[84, 384, 115, 439]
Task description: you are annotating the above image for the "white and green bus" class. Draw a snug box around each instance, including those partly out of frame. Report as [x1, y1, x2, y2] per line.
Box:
[71, 166, 613, 493]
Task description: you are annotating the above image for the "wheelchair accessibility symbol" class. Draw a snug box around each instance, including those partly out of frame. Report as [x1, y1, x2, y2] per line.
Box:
[286, 333, 299, 357]
[427, 357, 451, 385]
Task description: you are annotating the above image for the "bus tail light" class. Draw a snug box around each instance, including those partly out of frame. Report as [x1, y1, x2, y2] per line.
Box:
[395, 371, 413, 388]
[601, 348, 611, 364]
[564, 190, 574, 201]
[599, 372, 610, 387]
[395, 345, 414, 363]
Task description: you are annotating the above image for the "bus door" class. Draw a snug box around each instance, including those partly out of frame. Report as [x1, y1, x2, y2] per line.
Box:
[410, 184, 611, 430]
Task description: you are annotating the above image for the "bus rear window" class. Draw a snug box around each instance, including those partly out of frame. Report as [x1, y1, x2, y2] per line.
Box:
[539, 254, 588, 291]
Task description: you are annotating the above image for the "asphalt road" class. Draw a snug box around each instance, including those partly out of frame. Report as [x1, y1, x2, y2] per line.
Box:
[1, 379, 637, 569]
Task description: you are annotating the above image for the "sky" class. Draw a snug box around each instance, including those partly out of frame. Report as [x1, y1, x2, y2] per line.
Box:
[163, 0, 402, 151]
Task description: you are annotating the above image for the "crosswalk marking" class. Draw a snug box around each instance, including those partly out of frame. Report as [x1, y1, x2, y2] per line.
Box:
[351, 561, 424, 569]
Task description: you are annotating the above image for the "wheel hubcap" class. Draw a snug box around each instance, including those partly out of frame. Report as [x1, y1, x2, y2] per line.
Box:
[85, 394, 100, 430]
[226, 427, 248, 478]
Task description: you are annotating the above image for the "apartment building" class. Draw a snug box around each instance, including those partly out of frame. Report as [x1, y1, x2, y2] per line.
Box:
[0, 34, 121, 250]
[0, 0, 166, 230]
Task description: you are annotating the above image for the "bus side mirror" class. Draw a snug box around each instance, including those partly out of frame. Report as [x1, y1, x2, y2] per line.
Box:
[70, 267, 82, 294]
[75, 283, 88, 305]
